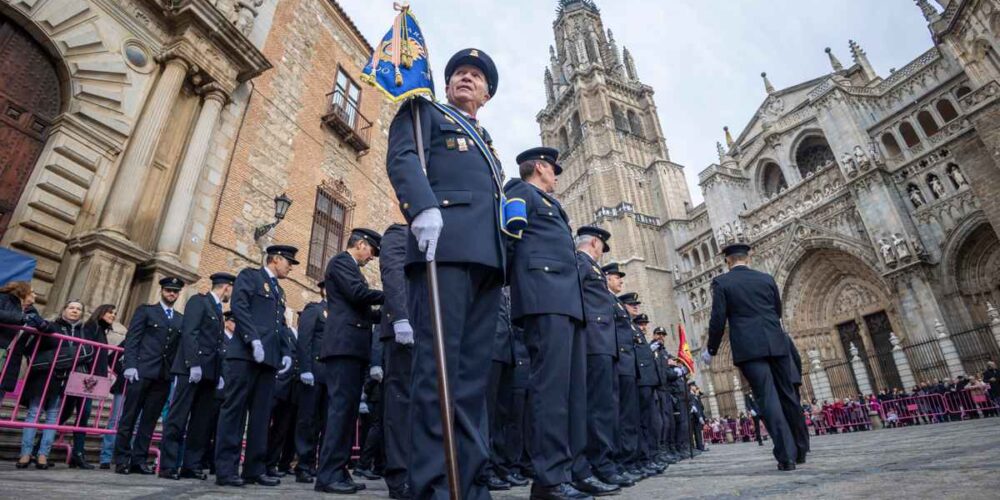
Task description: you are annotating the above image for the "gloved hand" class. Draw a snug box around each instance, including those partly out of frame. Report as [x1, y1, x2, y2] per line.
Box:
[300, 371, 315, 386]
[393, 320, 414, 345]
[217, 376, 225, 391]
[701, 350, 712, 365]
[123, 368, 139, 383]
[674, 367, 685, 377]
[359, 402, 370, 415]
[370, 366, 384, 382]
[278, 355, 292, 375]
[251, 339, 265, 363]
[361, 391, 368, 402]
[411, 208, 443, 262]
[189, 365, 203, 384]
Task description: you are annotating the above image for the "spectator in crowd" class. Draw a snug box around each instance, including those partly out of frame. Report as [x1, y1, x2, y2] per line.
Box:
[97, 307, 126, 470]
[984, 361, 1000, 406]
[16, 299, 85, 469]
[61, 304, 116, 469]
[1, 282, 54, 402]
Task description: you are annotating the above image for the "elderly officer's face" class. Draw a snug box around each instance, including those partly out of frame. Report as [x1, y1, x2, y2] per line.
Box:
[625, 303, 640, 316]
[446, 64, 490, 113]
[607, 274, 623, 293]
[357, 241, 375, 267]
[535, 161, 558, 193]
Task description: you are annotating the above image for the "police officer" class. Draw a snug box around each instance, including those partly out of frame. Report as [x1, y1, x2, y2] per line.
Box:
[386, 48, 506, 500]
[650, 328, 677, 464]
[266, 317, 299, 477]
[294, 282, 327, 483]
[483, 286, 517, 491]
[689, 382, 707, 452]
[159, 272, 235, 480]
[630, 314, 666, 476]
[663, 353, 690, 460]
[378, 223, 413, 499]
[114, 277, 185, 475]
[215, 245, 295, 487]
[785, 336, 810, 461]
[604, 272, 641, 483]
[703, 242, 800, 471]
[745, 391, 764, 446]
[574, 227, 632, 489]
[507, 147, 615, 499]
[315, 228, 384, 494]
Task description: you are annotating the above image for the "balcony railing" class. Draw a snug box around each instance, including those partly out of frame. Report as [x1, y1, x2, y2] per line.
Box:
[322, 88, 372, 153]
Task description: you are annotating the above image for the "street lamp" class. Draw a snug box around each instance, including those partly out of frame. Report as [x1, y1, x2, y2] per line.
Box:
[254, 192, 292, 241]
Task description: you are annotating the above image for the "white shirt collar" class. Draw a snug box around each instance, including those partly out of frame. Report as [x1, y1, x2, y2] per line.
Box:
[210, 291, 222, 306]
[264, 267, 277, 279]
[160, 301, 173, 314]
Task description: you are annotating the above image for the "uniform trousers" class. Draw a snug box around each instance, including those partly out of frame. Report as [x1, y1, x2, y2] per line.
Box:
[382, 340, 412, 492]
[661, 393, 675, 453]
[214, 360, 276, 480]
[523, 313, 589, 487]
[315, 357, 366, 486]
[266, 385, 298, 471]
[583, 354, 618, 479]
[636, 386, 657, 465]
[486, 359, 513, 479]
[294, 362, 329, 474]
[160, 376, 218, 470]
[407, 263, 500, 500]
[751, 415, 764, 444]
[737, 357, 798, 465]
[673, 394, 691, 456]
[113, 377, 171, 466]
[502, 385, 530, 474]
[358, 389, 385, 472]
[614, 374, 640, 470]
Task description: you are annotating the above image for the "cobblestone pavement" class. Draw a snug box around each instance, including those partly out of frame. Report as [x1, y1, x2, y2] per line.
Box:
[1, 419, 997, 499]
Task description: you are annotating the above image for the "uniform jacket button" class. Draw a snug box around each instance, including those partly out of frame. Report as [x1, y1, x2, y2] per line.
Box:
[544, 266, 550, 272]
[442, 200, 450, 206]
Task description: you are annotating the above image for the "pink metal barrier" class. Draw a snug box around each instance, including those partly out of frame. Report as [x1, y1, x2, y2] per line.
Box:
[943, 389, 999, 419]
[878, 393, 947, 426]
[822, 404, 872, 431]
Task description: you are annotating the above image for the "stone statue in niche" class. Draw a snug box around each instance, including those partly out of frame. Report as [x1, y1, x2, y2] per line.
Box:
[840, 152, 858, 177]
[234, 0, 264, 36]
[929, 175, 947, 199]
[908, 185, 925, 208]
[869, 141, 885, 165]
[879, 238, 896, 263]
[948, 164, 968, 187]
[854, 145, 871, 170]
[721, 223, 733, 243]
[910, 237, 927, 256]
[892, 233, 911, 260]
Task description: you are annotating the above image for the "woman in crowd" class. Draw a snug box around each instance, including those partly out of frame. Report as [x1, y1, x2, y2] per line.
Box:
[0, 282, 54, 401]
[16, 299, 85, 469]
[61, 304, 116, 469]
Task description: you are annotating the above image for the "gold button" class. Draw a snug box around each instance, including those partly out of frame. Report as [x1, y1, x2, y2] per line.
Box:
[443, 200, 450, 206]
[402, 202, 410, 210]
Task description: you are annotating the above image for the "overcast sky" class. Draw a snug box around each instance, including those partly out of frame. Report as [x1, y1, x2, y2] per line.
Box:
[338, 0, 936, 204]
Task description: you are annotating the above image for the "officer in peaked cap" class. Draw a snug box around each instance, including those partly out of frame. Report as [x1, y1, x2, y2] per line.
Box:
[515, 147, 563, 175]
[114, 276, 185, 475]
[602, 262, 625, 278]
[386, 46, 506, 500]
[704, 241, 802, 470]
[215, 246, 295, 487]
[605, 281, 643, 481]
[574, 226, 632, 489]
[294, 281, 328, 483]
[630, 310, 669, 477]
[160, 272, 235, 480]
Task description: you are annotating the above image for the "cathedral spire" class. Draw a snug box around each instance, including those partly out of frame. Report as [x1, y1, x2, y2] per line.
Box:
[716, 141, 726, 162]
[914, 0, 939, 22]
[623, 46, 638, 81]
[849, 39, 877, 81]
[607, 29, 624, 77]
[761, 72, 775, 94]
[544, 67, 555, 105]
[825, 47, 843, 72]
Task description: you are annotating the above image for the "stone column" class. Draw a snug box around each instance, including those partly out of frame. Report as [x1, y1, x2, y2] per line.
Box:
[808, 347, 834, 402]
[849, 342, 873, 396]
[935, 320, 965, 379]
[155, 87, 228, 258]
[706, 378, 720, 419]
[99, 54, 191, 237]
[733, 375, 746, 415]
[889, 332, 916, 390]
[987, 302, 1000, 350]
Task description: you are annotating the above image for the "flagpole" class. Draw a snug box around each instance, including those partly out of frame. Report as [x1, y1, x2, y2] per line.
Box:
[411, 98, 461, 500]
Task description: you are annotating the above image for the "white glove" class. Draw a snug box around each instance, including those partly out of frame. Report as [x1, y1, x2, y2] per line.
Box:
[123, 368, 139, 383]
[189, 366, 203, 384]
[300, 371, 315, 386]
[251, 339, 265, 363]
[278, 355, 292, 375]
[370, 366, 384, 382]
[411, 208, 443, 262]
[359, 402, 370, 415]
[674, 367, 685, 377]
[701, 350, 712, 365]
[217, 376, 225, 391]
[393, 320, 414, 345]
[361, 391, 368, 402]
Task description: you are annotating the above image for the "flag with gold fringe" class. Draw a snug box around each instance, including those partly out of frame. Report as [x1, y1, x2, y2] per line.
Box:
[677, 323, 695, 374]
[361, 3, 434, 102]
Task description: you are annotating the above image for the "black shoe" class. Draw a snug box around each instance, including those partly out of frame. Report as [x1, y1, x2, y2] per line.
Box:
[353, 467, 382, 480]
[501, 471, 530, 487]
[642, 465, 662, 476]
[245, 474, 281, 486]
[597, 473, 635, 488]
[574, 476, 619, 496]
[315, 481, 359, 494]
[621, 470, 642, 483]
[114, 464, 130, 474]
[130, 464, 154, 475]
[216, 476, 245, 487]
[388, 484, 413, 499]
[265, 466, 285, 478]
[296, 470, 315, 483]
[777, 462, 796, 471]
[486, 474, 512, 491]
[626, 468, 647, 480]
[179, 468, 207, 480]
[530, 482, 592, 499]
[158, 468, 180, 480]
[69, 454, 95, 470]
[758, 442, 764, 446]
[99, 462, 111, 470]
[796, 451, 807, 465]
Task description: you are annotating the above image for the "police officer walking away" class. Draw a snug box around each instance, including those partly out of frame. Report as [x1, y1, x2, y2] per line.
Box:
[386, 48, 506, 500]
[114, 277, 185, 474]
[703, 242, 800, 471]
[506, 147, 616, 499]
[159, 273, 235, 480]
[314, 228, 384, 494]
[215, 245, 295, 487]
[294, 282, 328, 483]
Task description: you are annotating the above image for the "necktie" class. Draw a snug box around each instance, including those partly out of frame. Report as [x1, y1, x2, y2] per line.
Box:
[166, 308, 173, 320]
[215, 302, 223, 316]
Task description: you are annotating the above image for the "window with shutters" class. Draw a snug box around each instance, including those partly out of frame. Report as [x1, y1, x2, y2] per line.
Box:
[307, 181, 354, 280]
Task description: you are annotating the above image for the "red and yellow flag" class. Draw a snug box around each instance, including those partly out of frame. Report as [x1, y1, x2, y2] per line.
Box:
[677, 323, 695, 374]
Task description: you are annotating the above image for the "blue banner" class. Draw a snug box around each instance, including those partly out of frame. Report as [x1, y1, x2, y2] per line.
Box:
[0, 248, 35, 285]
[361, 8, 434, 102]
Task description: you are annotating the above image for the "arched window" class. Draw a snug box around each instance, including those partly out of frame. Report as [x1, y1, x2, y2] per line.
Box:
[692, 248, 702, 268]
[936, 99, 959, 123]
[760, 162, 788, 197]
[794, 135, 835, 178]
[570, 112, 583, 143]
[611, 102, 628, 131]
[955, 86, 972, 99]
[689, 292, 698, 307]
[701, 243, 712, 266]
[881, 133, 902, 158]
[899, 121, 920, 148]
[917, 110, 940, 136]
[585, 37, 599, 63]
[558, 127, 570, 152]
[682, 254, 692, 272]
[627, 109, 644, 138]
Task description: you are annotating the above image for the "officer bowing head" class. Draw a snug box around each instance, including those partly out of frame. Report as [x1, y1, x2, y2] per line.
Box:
[618, 292, 641, 316]
[266, 245, 299, 278]
[575, 226, 610, 260]
[159, 277, 185, 307]
[633, 313, 650, 335]
[721, 242, 752, 270]
[445, 48, 497, 117]
[347, 228, 382, 267]
[210, 272, 237, 303]
[602, 263, 626, 294]
[516, 147, 562, 193]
